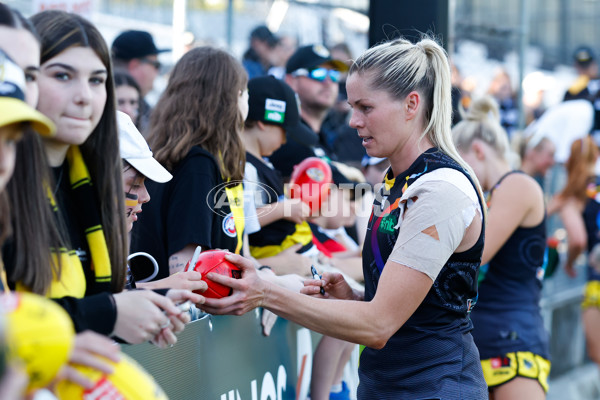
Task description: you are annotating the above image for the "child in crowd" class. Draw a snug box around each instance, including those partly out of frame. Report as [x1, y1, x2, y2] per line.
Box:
[130, 50, 304, 338]
[242, 76, 314, 274]
[242, 75, 355, 400]
[117, 111, 207, 297]
[130, 46, 248, 278]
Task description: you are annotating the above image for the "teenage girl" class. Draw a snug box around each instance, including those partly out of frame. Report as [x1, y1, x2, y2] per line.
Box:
[130, 46, 249, 278]
[21, 10, 193, 345]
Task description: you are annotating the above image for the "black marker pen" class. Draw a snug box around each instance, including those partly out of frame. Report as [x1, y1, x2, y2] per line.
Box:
[311, 265, 326, 295]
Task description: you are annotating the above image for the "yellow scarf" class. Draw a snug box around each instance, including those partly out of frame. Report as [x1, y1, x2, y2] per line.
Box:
[43, 146, 112, 298]
[224, 182, 245, 254]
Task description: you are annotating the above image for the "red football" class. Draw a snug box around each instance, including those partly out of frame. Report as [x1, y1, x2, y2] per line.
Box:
[289, 157, 333, 213]
[184, 250, 242, 298]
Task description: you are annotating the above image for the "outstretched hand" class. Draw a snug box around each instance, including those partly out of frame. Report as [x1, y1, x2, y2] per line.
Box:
[201, 253, 269, 316]
[138, 271, 208, 293]
[151, 289, 204, 349]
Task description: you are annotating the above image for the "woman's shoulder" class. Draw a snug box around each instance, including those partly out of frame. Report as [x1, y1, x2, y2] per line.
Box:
[496, 172, 544, 201]
[406, 167, 478, 201]
[492, 172, 545, 218]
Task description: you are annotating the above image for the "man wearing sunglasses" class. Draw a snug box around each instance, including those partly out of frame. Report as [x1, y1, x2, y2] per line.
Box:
[270, 44, 350, 183]
[112, 30, 170, 134]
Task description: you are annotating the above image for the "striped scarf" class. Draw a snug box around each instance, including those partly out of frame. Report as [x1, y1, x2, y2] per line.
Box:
[45, 146, 112, 298]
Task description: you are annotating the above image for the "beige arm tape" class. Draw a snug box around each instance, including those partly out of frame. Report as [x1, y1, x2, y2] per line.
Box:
[388, 169, 482, 281]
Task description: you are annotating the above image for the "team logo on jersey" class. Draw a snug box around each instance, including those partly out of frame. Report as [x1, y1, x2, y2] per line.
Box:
[378, 213, 398, 235]
[222, 213, 237, 237]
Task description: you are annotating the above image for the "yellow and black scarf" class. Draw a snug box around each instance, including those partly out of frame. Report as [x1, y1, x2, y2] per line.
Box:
[224, 181, 245, 255]
[42, 146, 112, 298]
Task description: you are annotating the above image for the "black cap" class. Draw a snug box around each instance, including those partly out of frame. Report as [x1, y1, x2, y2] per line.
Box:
[573, 46, 595, 67]
[247, 76, 318, 146]
[250, 25, 279, 47]
[286, 44, 349, 74]
[112, 30, 170, 61]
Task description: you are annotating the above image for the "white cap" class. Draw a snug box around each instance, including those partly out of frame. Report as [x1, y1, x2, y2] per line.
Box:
[117, 111, 172, 183]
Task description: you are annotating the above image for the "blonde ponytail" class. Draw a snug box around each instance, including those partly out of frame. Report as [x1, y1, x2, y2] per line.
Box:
[419, 39, 487, 210]
[349, 35, 486, 211]
[452, 96, 513, 164]
[418, 39, 452, 146]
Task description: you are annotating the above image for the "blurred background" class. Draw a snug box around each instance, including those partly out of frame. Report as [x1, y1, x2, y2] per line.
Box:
[10, 0, 600, 130]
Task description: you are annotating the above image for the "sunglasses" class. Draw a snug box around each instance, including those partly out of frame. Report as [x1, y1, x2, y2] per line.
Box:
[140, 58, 161, 70]
[292, 67, 341, 83]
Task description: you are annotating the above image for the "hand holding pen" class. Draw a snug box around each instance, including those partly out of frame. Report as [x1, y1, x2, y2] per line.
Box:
[310, 265, 326, 295]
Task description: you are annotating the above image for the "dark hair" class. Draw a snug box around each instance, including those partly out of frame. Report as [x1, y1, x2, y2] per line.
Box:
[149, 46, 247, 180]
[0, 191, 9, 246]
[113, 69, 142, 126]
[6, 132, 65, 294]
[250, 25, 278, 47]
[244, 120, 259, 130]
[31, 10, 127, 292]
[0, 3, 38, 37]
[114, 69, 141, 93]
